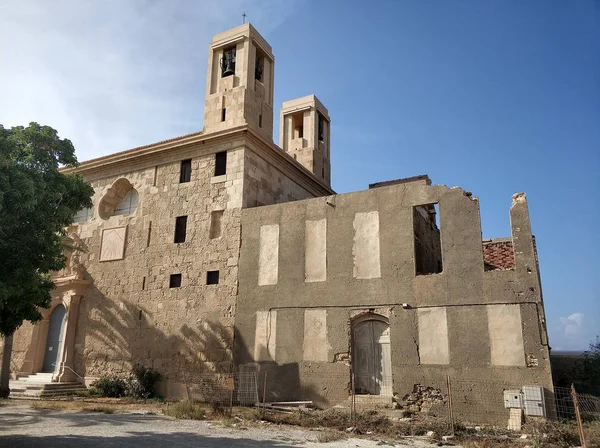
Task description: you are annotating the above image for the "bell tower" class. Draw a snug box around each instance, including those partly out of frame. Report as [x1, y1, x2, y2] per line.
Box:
[203, 23, 274, 141]
[280, 95, 331, 187]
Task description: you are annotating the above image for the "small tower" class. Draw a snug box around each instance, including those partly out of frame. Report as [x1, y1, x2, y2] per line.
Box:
[203, 23, 274, 141]
[280, 95, 331, 186]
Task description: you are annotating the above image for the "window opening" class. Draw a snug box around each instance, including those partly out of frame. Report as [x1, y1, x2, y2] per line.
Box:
[174, 216, 188, 243]
[221, 108, 226, 122]
[255, 55, 263, 81]
[169, 274, 182, 288]
[258, 113, 262, 128]
[73, 207, 93, 223]
[214, 151, 227, 176]
[210, 210, 224, 239]
[206, 270, 220, 285]
[318, 114, 324, 141]
[114, 189, 139, 215]
[221, 46, 236, 77]
[413, 203, 443, 275]
[142, 276, 146, 290]
[180, 159, 191, 183]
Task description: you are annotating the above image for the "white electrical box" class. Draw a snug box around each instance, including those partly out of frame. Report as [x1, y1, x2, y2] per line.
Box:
[504, 390, 523, 408]
[522, 385, 547, 417]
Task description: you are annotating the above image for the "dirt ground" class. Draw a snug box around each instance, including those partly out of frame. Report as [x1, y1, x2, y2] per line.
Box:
[0, 400, 445, 447]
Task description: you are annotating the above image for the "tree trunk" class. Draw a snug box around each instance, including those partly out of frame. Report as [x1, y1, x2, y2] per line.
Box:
[0, 333, 14, 399]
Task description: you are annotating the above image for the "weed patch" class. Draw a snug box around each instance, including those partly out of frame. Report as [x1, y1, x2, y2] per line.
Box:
[164, 400, 207, 420]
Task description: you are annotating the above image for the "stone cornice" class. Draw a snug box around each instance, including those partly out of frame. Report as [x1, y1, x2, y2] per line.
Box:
[63, 126, 247, 178]
[62, 125, 334, 197]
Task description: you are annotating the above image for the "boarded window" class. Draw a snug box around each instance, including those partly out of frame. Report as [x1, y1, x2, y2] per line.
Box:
[413, 204, 443, 275]
[214, 151, 227, 176]
[180, 159, 191, 183]
[210, 210, 224, 239]
[169, 274, 182, 288]
[174, 216, 187, 243]
[206, 270, 219, 285]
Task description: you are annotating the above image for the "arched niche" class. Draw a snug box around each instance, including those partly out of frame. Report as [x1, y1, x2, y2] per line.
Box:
[98, 178, 139, 220]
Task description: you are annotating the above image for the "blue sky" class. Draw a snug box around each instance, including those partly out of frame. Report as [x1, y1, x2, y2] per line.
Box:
[1, 1, 598, 350]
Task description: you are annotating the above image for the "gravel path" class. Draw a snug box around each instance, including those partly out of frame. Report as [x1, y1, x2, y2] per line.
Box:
[0, 404, 442, 447]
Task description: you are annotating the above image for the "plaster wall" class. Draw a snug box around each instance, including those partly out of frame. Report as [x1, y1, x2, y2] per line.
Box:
[235, 181, 553, 420]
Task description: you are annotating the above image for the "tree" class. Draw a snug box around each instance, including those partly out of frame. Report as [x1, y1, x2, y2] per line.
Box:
[0, 123, 93, 398]
[576, 336, 600, 395]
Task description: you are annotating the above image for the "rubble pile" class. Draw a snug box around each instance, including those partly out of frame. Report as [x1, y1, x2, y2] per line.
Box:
[394, 384, 446, 414]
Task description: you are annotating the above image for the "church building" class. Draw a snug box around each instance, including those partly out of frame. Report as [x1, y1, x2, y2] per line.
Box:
[3, 23, 553, 422]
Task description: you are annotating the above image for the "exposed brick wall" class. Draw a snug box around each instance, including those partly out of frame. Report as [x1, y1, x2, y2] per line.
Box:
[482, 239, 515, 270]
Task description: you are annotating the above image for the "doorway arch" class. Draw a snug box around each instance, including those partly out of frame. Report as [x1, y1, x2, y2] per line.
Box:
[42, 304, 66, 373]
[352, 314, 392, 396]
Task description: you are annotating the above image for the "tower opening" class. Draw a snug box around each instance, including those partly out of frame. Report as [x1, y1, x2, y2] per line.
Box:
[221, 46, 236, 77]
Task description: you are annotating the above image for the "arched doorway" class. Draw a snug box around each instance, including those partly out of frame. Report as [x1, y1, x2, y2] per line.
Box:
[42, 304, 66, 373]
[352, 315, 392, 396]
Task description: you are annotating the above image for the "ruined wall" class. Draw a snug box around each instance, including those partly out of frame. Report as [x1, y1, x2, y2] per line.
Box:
[235, 182, 553, 421]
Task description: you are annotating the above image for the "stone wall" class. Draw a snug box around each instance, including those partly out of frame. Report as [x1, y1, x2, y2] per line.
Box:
[243, 147, 317, 207]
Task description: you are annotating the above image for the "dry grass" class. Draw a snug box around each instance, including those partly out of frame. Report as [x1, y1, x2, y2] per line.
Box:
[315, 430, 346, 443]
[15, 397, 164, 414]
[163, 400, 207, 420]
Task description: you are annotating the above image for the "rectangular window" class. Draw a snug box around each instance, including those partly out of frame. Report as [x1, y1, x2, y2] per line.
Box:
[174, 216, 188, 243]
[258, 114, 262, 128]
[214, 151, 227, 176]
[221, 108, 226, 122]
[206, 270, 220, 285]
[255, 55, 263, 81]
[318, 114, 324, 141]
[210, 210, 224, 239]
[180, 159, 191, 183]
[413, 204, 443, 275]
[169, 274, 182, 288]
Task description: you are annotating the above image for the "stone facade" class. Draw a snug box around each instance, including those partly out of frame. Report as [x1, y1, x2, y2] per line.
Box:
[3, 23, 553, 422]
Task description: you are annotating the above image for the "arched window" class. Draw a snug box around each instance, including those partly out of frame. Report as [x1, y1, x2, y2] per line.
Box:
[114, 189, 139, 216]
[73, 207, 93, 223]
[98, 178, 139, 219]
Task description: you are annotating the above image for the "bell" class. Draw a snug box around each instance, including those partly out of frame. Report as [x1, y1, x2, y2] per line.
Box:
[221, 52, 236, 77]
[222, 60, 235, 77]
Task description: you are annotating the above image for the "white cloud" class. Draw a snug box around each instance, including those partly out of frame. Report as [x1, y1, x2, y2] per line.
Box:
[554, 312, 590, 350]
[0, 0, 298, 161]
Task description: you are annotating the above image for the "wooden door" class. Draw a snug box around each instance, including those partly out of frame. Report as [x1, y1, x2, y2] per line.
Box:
[42, 305, 66, 373]
[352, 319, 391, 395]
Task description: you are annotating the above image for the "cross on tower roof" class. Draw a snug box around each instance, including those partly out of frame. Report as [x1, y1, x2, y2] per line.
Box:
[242, 12, 247, 24]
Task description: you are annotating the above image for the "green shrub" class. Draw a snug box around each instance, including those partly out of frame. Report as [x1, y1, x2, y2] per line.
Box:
[126, 364, 161, 399]
[90, 376, 127, 398]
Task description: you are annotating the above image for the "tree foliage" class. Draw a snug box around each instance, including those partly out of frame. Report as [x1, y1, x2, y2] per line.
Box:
[0, 122, 93, 336]
[577, 336, 600, 395]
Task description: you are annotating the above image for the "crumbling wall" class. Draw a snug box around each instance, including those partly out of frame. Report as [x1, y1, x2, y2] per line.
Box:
[235, 181, 553, 422]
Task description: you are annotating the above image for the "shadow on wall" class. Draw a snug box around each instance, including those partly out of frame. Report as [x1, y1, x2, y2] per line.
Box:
[74, 286, 256, 398]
